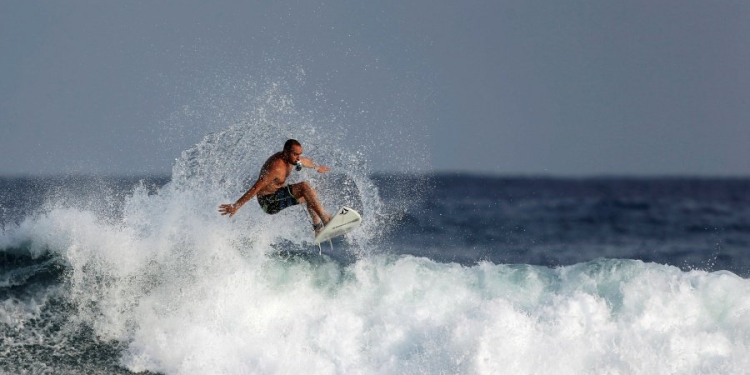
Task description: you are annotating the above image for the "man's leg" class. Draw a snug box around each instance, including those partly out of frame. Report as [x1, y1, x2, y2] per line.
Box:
[290, 182, 331, 227]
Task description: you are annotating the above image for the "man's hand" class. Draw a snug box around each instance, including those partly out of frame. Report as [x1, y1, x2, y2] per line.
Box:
[218, 203, 239, 217]
[316, 165, 331, 173]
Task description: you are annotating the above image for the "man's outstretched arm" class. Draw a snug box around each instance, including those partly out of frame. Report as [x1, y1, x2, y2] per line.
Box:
[299, 157, 330, 173]
[218, 172, 273, 217]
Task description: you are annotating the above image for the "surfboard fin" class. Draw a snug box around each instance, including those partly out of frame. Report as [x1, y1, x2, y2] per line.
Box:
[316, 240, 334, 255]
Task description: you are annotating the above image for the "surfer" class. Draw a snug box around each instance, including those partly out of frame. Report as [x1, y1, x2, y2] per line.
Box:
[218, 139, 332, 233]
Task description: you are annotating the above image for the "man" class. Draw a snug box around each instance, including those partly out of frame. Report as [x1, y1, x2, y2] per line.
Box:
[218, 139, 332, 233]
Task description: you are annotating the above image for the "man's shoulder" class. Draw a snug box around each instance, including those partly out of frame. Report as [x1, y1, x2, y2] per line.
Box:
[262, 154, 287, 173]
[271, 154, 287, 165]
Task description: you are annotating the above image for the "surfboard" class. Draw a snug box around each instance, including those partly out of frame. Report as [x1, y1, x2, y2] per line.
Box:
[313, 206, 362, 245]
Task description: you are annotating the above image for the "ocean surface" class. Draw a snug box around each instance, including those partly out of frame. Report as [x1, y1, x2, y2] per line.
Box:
[2, 172, 750, 375]
[2, 121, 750, 374]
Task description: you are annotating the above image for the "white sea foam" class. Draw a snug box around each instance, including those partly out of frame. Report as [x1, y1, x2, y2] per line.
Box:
[4, 207, 750, 375]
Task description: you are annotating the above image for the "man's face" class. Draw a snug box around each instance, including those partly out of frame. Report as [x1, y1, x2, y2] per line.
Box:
[285, 144, 303, 164]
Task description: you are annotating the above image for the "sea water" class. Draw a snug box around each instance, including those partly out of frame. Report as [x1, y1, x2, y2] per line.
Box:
[2, 92, 750, 374]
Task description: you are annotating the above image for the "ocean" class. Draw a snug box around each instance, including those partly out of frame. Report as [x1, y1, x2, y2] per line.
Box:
[2, 123, 750, 374]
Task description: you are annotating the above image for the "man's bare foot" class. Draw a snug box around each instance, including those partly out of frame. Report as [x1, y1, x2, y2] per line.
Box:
[313, 222, 325, 236]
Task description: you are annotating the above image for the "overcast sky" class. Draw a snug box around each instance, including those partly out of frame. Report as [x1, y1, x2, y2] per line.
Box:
[2, 0, 749, 176]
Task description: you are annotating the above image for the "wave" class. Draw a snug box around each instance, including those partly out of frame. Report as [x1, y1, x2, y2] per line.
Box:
[3, 225, 750, 375]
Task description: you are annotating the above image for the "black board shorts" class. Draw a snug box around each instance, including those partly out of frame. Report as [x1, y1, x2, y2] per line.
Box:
[257, 186, 300, 214]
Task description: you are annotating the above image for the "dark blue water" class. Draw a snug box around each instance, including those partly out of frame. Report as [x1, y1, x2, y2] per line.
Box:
[373, 174, 750, 276]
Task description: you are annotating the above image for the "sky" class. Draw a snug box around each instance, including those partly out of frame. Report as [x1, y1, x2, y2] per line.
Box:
[2, 0, 749, 177]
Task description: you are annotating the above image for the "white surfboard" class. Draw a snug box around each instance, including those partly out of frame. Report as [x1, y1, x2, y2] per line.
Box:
[313, 206, 362, 245]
